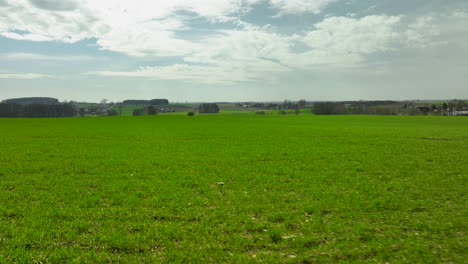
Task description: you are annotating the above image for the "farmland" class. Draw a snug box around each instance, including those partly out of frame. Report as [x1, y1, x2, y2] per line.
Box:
[0, 115, 466, 263]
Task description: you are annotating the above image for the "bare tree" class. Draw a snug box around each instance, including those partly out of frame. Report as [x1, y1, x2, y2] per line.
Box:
[298, 99, 307, 109]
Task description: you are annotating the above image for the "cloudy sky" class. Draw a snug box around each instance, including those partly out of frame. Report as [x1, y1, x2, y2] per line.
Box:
[0, 0, 467, 102]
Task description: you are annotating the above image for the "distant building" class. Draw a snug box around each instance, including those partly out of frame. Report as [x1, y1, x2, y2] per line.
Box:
[450, 111, 468, 116]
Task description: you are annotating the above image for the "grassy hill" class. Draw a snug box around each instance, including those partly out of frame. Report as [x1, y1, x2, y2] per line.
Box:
[0, 115, 466, 263]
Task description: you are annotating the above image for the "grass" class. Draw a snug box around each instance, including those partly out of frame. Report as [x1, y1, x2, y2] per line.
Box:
[0, 115, 466, 263]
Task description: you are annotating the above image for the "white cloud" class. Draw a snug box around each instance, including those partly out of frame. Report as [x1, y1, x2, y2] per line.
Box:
[186, 29, 292, 64]
[0, 73, 51, 79]
[286, 13, 468, 68]
[0, 0, 106, 43]
[404, 11, 468, 49]
[269, 0, 338, 15]
[29, 0, 78, 11]
[92, 65, 244, 85]
[95, 19, 196, 57]
[1, 32, 55, 42]
[0, 53, 94, 61]
[279, 15, 403, 67]
[92, 57, 288, 85]
[0, 0, 339, 54]
[1, 0, 465, 85]
[405, 16, 442, 48]
[93, 28, 293, 84]
[84, 0, 258, 23]
[90, 12, 463, 83]
[302, 15, 402, 55]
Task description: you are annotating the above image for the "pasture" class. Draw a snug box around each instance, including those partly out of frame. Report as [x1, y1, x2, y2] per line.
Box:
[0, 115, 466, 263]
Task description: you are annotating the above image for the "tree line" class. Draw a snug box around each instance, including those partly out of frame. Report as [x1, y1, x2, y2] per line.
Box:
[131, 106, 159, 116]
[0, 103, 76, 118]
[130, 103, 220, 116]
[2, 97, 59, 104]
[122, 99, 169, 105]
[313, 100, 468, 115]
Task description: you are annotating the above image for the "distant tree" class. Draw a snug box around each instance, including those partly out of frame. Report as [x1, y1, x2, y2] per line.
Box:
[456, 100, 467, 110]
[122, 99, 169, 105]
[133, 108, 146, 116]
[266, 103, 279, 109]
[313, 102, 347, 115]
[282, 100, 297, 110]
[0, 103, 23, 117]
[79, 108, 86, 117]
[149, 99, 169, 105]
[3, 97, 59, 104]
[199, 103, 220, 113]
[107, 109, 119, 116]
[442, 102, 448, 110]
[252, 103, 265, 108]
[298, 99, 307, 108]
[62, 103, 77, 117]
[100, 99, 108, 105]
[122, 100, 149, 105]
[21, 103, 76, 118]
[147, 106, 158, 115]
[118, 104, 123, 115]
[294, 104, 301, 115]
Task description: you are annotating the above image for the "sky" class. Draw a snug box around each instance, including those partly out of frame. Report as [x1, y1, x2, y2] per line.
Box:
[0, 0, 467, 102]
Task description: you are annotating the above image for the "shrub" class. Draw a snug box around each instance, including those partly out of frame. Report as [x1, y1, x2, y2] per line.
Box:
[147, 106, 158, 115]
[107, 109, 119, 116]
[132, 108, 146, 116]
[187, 111, 195, 116]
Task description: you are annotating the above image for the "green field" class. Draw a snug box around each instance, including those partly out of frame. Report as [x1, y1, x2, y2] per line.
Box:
[0, 115, 466, 263]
